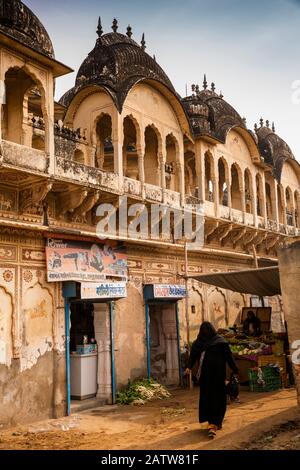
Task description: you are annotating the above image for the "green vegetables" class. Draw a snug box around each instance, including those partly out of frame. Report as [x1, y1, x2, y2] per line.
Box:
[116, 378, 171, 405]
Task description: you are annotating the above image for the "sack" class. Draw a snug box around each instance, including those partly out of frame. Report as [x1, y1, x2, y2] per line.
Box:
[226, 373, 239, 398]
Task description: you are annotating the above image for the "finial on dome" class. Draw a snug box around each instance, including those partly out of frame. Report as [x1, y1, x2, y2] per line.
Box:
[126, 25, 132, 38]
[141, 33, 146, 51]
[260, 118, 264, 127]
[112, 18, 118, 33]
[203, 74, 208, 90]
[153, 54, 156, 61]
[97, 17, 103, 37]
[211, 82, 216, 92]
[242, 117, 247, 126]
[266, 119, 270, 128]
[272, 122, 275, 133]
[254, 123, 258, 132]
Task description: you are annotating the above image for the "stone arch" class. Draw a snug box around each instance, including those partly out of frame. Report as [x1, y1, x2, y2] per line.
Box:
[123, 115, 140, 179]
[256, 172, 265, 217]
[231, 162, 243, 210]
[94, 112, 114, 171]
[228, 292, 246, 326]
[244, 168, 253, 214]
[165, 132, 180, 191]
[205, 150, 215, 202]
[218, 157, 229, 206]
[2, 66, 48, 149]
[285, 186, 294, 226]
[0, 286, 13, 367]
[144, 124, 162, 186]
[21, 281, 55, 371]
[189, 286, 204, 342]
[207, 287, 227, 329]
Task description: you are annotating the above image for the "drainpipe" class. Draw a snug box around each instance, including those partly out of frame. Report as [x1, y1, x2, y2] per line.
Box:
[64, 298, 71, 416]
[109, 302, 116, 405]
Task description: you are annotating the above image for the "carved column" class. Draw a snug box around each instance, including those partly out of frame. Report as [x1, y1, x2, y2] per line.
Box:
[45, 74, 55, 175]
[112, 111, 123, 190]
[273, 182, 279, 230]
[212, 176, 219, 218]
[195, 140, 205, 203]
[282, 187, 288, 226]
[240, 177, 246, 224]
[252, 174, 258, 228]
[261, 173, 267, 228]
[137, 145, 145, 198]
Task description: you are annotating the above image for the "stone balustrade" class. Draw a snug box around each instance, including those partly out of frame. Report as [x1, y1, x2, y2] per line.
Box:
[1, 139, 48, 173]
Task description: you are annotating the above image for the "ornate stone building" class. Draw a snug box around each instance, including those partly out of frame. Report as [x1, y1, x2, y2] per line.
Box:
[0, 0, 299, 426]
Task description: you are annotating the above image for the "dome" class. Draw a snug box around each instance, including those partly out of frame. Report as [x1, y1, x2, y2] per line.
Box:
[182, 78, 246, 141]
[60, 19, 176, 111]
[255, 121, 295, 182]
[0, 0, 54, 59]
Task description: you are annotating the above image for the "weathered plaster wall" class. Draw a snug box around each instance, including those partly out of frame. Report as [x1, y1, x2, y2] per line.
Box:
[0, 230, 66, 428]
[114, 282, 147, 388]
[278, 241, 300, 407]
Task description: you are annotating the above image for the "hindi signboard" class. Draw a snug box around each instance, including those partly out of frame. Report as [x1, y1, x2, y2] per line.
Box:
[153, 285, 187, 299]
[46, 239, 127, 283]
[81, 282, 127, 300]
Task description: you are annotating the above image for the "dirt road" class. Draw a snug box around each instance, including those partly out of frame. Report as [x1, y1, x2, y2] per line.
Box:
[0, 388, 298, 450]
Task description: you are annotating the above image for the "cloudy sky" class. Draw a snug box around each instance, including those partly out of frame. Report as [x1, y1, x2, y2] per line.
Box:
[26, 0, 300, 159]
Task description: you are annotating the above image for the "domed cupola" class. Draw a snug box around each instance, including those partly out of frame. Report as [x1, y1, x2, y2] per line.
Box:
[182, 75, 246, 141]
[0, 0, 54, 58]
[255, 119, 295, 182]
[60, 18, 176, 112]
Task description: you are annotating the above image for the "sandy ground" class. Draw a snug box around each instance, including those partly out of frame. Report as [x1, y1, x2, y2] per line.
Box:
[0, 387, 299, 450]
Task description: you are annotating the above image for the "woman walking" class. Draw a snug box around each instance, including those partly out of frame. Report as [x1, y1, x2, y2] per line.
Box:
[185, 322, 238, 438]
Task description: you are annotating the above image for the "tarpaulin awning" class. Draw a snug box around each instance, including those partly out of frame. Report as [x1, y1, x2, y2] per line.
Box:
[188, 266, 280, 297]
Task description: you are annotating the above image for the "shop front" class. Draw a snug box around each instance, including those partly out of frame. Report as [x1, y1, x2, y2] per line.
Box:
[62, 281, 127, 415]
[144, 284, 187, 386]
[45, 238, 128, 415]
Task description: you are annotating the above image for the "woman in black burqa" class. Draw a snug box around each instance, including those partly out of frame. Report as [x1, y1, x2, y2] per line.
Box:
[185, 322, 238, 438]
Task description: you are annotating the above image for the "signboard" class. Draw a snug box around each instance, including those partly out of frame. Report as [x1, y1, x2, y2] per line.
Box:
[153, 285, 187, 299]
[81, 282, 127, 300]
[46, 239, 127, 283]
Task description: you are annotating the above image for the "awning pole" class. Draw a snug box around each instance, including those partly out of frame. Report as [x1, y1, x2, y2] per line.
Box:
[64, 299, 71, 416]
[175, 302, 183, 386]
[185, 242, 190, 348]
[109, 302, 116, 405]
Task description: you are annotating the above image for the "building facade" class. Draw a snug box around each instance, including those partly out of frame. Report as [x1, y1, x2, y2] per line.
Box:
[0, 0, 299, 426]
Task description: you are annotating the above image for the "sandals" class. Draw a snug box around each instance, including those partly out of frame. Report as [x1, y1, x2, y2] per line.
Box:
[208, 425, 217, 438]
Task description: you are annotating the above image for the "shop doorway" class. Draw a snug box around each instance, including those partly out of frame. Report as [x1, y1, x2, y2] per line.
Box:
[69, 301, 114, 408]
[149, 304, 180, 386]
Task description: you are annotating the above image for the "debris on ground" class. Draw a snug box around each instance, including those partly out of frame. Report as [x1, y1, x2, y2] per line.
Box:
[161, 407, 186, 417]
[116, 379, 171, 405]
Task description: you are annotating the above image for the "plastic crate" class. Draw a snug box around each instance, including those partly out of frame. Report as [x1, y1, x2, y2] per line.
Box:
[248, 367, 281, 392]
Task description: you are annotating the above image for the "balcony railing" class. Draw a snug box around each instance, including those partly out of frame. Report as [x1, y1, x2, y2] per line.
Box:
[1, 139, 48, 173]
[164, 189, 181, 207]
[145, 184, 163, 203]
[55, 156, 120, 192]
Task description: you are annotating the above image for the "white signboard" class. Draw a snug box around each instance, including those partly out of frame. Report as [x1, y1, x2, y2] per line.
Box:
[81, 282, 127, 300]
[153, 284, 187, 299]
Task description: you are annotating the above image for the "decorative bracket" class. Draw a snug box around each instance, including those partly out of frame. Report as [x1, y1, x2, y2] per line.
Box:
[19, 181, 53, 214]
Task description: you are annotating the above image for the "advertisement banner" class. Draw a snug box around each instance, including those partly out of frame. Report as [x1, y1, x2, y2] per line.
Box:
[153, 285, 187, 299]
[46, 239, 127, 283]
[81, 282, 127, 300]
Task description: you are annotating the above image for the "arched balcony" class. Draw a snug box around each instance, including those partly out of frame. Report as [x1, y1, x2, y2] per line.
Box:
[95, 114, 114, 172]
[144, 125, 161, 186]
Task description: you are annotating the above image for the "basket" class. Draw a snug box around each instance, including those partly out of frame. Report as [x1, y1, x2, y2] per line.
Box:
[258, 354, 286, 373]
[248, 366, 281, 392]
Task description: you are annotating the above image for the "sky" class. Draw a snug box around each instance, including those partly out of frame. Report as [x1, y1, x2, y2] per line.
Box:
[26, 0, 300, 159]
